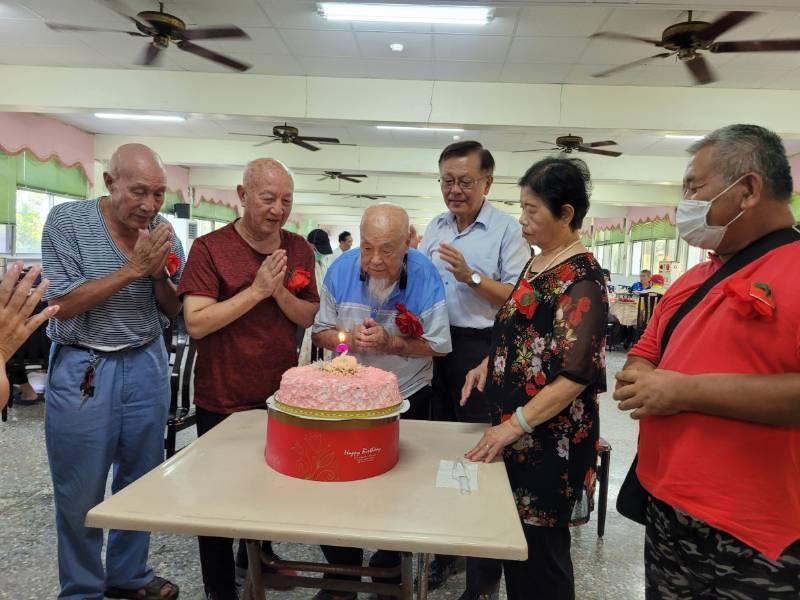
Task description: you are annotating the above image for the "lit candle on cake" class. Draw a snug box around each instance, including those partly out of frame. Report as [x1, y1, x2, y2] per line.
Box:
[336, 331, 348, 355]
[332, 331, 357, 370]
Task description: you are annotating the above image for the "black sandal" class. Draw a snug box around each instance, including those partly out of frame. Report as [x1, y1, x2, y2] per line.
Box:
[105, 575, 179, 599]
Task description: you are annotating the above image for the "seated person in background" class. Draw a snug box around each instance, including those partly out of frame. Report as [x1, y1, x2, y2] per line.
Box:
[311, 203, 451, 600]
[1, 263, 59, 409]
[631, 269, 652, 292]
[602, 268, 615, 293]
[650, 273, 666, 290]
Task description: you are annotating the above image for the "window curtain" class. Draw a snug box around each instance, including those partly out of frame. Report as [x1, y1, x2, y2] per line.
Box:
[630, 216, 676, 241]
[594, 226, 625, 246]
[192, 200, 237, 222]
[0, 150, 89, 224]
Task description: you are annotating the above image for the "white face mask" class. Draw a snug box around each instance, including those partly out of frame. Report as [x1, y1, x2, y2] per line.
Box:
[676, 175, 746, 250]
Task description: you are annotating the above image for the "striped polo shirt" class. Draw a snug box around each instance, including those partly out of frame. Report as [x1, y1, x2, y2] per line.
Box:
[42, 197, 185, 349]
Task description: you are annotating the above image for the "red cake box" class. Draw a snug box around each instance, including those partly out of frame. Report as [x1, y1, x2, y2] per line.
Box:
[266, 409, 400, 482]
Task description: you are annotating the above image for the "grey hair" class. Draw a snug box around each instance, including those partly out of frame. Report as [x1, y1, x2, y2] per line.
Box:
[242, 158, 294, 188]
[360, 203, 410, 239]
[688, 124, 793, 201]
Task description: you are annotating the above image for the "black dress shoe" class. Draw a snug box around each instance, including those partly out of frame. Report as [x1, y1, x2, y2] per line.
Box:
[421, 556, 466, 591]
[312, 591, 357, 600]
[456, 591, 499, 600]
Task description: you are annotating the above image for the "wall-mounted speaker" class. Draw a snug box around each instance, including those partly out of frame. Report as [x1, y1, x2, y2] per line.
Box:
[174, 203, 191, 219]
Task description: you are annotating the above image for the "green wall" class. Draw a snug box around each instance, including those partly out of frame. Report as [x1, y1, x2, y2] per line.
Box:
[792, 193, 800, 222]
[0, 150, 89, 224]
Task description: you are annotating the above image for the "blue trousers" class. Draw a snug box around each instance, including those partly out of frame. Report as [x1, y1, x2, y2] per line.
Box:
[45, 338, 170, 600]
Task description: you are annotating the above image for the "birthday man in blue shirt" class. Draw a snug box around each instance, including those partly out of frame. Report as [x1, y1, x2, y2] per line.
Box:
[311, 202, 451, 600]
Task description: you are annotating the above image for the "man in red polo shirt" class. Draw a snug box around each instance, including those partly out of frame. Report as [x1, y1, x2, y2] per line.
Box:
[614, 124, 800, 598]
[178, 158, 319, 600]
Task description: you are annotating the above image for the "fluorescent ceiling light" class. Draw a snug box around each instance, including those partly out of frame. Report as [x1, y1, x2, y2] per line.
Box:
[95, 112, 186, 122]
[664, 134, 703, 140]
[389, 43, 404, 52]
[377, 125, 465, 132]
[318, 3, 493, 25]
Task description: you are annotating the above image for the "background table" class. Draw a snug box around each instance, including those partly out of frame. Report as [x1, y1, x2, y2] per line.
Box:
[610, 298, 638, 327]
[87, 412, 527, 597]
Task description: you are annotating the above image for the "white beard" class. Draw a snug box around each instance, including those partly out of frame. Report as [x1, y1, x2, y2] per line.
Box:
[367, 277, 397, 307]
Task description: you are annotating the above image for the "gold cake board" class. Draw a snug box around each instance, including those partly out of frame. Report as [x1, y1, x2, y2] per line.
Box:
[272, 398, 405, 420]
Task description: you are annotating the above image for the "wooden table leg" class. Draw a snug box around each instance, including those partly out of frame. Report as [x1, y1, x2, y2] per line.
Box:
[241, 540, 267, 600]
[416, 553, 430, 599]
[399, 552, 413, 600]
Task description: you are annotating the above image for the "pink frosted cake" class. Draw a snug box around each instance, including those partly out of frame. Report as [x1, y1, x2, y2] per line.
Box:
[277, 359, 402, 414]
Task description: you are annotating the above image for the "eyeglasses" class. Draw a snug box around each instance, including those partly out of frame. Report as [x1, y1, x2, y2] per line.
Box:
[438, 176, 488, 191]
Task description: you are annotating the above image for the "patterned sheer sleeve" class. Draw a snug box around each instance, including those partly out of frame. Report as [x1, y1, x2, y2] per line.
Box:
[550, 278, 607, 393]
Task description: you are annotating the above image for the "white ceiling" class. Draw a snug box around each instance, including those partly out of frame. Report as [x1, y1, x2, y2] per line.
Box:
[5, 1, 800, 230]
[2, 1, 800, 88]
[43, 112, 800, 157]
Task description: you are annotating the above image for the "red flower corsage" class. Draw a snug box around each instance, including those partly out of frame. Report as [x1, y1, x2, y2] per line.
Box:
[166, 252, 181, 277]
[723, 278, 775, 319]
[286, 266, 311, 294]
[513, 278, 540, 319]
[395, 303, 424, 337]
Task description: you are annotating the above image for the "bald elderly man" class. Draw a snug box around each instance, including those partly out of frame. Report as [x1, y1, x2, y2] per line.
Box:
[179, 158, 319, 600]
[42, 143, 183, 600]
[311, 204, 451, 600]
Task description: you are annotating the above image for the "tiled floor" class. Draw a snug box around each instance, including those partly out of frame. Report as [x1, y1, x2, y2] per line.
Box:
[0, 350, 645, 600]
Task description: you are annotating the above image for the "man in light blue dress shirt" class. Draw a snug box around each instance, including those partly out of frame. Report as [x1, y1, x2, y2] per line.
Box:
[420, 141, 531, 599]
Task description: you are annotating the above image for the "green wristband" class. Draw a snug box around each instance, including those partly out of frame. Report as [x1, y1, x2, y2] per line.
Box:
[515, 406, 534, 434]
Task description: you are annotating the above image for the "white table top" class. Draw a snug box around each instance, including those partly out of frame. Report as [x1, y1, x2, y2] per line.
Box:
[87, 412, 528, 561]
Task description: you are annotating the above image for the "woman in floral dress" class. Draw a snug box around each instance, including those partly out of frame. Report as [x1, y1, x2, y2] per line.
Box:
[463, 157, 608, 600]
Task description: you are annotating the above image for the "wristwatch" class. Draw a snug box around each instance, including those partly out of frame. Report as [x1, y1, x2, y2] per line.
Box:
[468, 271, 482, 288]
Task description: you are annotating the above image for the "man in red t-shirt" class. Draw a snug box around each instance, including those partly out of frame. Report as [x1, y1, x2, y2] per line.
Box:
[178, 158, 319, 600]
[614, 124, 800, 599]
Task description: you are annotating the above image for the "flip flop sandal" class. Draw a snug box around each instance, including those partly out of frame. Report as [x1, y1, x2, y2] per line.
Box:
[106, 576, 179, 599]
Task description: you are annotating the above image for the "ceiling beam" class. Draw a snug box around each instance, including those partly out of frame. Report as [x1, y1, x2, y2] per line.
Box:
[2, 66, 800, 135]
[95, 135, 689, 185]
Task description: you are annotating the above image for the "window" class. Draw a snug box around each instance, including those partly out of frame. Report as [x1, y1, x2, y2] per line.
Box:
[0, 224, 13, 254]
[631, 239, 676, 274]
[596, 242, 625, 274]
[631, 240, 653, 274]
[653, 238, 677, 269]
[686, 244, 707, 271]
[15, 189, 78, 255]
[609, 243, 625, 274]
[196, 219, 214, 238]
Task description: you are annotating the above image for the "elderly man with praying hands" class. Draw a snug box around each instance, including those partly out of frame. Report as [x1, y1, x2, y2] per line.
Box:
[179, 157, 318, 600]
[310, 202, 451, 600]
[41, 143, 183, 600]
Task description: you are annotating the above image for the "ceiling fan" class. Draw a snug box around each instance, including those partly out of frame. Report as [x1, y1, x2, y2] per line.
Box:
[513, 134, 622, 157]
[319, 171, 368, 183]
[230, 124, 343, 151]
[45, 1, 251, 72]
[591, 10, 800, 86]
